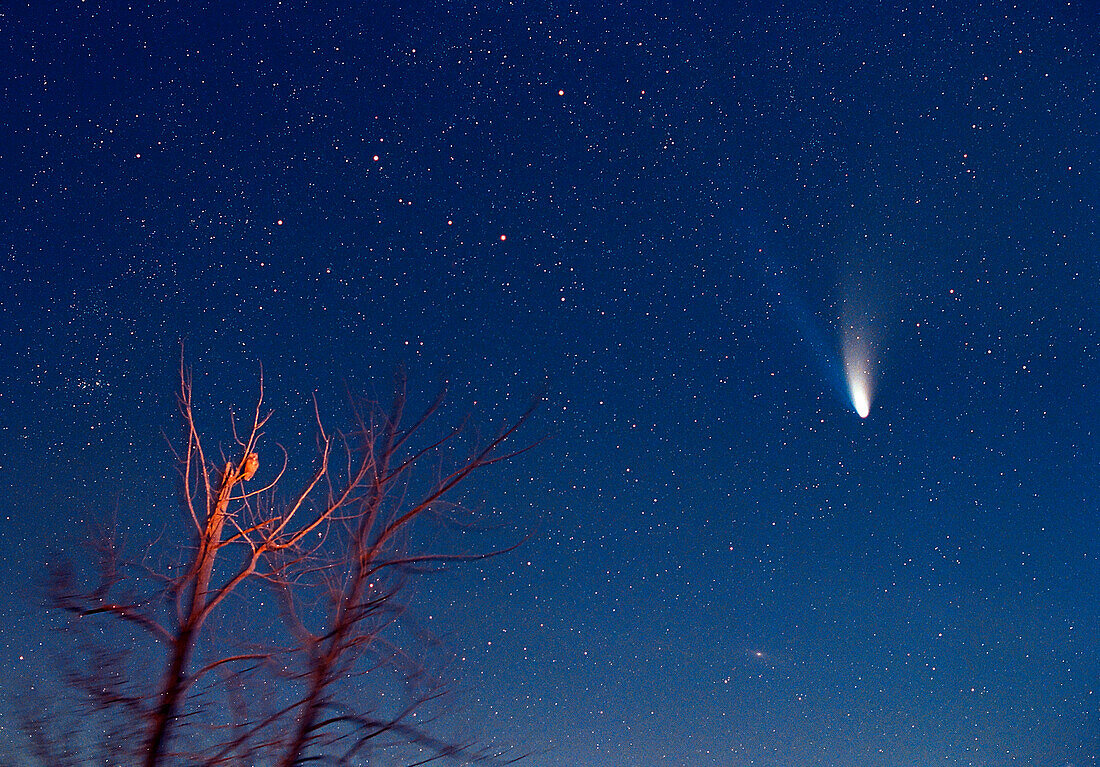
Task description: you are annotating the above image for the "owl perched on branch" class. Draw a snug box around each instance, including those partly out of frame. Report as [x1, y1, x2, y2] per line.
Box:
[240, 452, 259, 482]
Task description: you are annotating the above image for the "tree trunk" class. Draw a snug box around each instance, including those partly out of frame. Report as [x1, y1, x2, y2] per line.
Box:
[276, 653, 332, 767]
[143, 467, 234, 767]
[143, 626, 195, 767]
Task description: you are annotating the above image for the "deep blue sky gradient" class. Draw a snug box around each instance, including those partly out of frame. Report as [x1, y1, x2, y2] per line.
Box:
[1, 1, 1097, 764]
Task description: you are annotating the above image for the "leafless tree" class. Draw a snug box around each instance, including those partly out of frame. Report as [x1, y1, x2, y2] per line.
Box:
[36, 361, 536, 766]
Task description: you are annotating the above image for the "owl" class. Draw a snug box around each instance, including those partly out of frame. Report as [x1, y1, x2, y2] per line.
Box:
[240, 452, 259, 482]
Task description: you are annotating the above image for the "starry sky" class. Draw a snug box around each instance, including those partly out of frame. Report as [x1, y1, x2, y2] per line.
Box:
[1, 1, 1097, 765]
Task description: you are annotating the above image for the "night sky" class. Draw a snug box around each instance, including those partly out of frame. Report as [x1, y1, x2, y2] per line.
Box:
[1, 1, 1097, 765]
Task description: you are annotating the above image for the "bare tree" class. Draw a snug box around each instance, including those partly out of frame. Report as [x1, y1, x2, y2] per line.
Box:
[39, 362, 536, 766]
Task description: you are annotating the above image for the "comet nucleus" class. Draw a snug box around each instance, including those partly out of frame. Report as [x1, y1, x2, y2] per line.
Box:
[850, 380, 871, 418]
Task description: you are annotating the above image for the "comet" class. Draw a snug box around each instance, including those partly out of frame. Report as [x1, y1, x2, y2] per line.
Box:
[842, 327, 874, 419]
[737, 212, 883, 418]
[850, 378, 871, 418]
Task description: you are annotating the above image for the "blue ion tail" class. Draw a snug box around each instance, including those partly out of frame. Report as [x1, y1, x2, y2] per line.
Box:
[759, 266, 849, 412]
